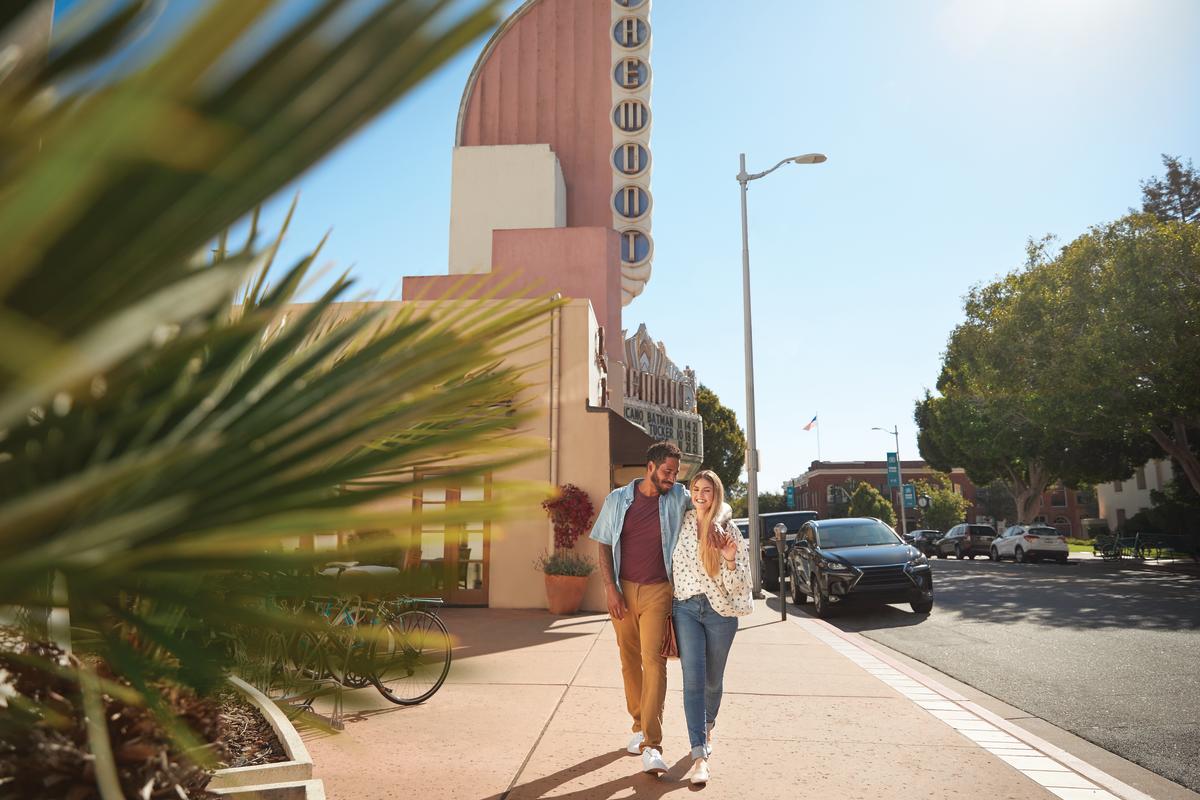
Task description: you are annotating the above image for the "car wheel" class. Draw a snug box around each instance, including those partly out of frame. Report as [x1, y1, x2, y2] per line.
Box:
[812, 575, 832, 619]
[990, 547, 999, 561]
[955, 544, 965, 560]
[968, 553, 977, 560]
[911, 598, 933, 614]
[937, 549, 947, 559]
[790, 572, 807, 605]
[1015, 547, 1025, 563]
[1057, 555, 1068, 564]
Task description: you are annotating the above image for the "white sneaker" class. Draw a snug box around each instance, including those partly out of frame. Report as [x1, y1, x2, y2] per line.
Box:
[641, 747, 668, 775]
[626, 732, 644, 755]
[687, 757, 710, 785]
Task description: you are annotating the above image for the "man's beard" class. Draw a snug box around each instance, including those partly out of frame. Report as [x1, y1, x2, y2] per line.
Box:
[650, 474, 673, 495]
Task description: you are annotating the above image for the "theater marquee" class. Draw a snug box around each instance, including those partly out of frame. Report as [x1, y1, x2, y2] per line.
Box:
[623, 324, 703, 466]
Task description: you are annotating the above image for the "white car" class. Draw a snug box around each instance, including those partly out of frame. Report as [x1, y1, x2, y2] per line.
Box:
[991, 524, 1069, 563]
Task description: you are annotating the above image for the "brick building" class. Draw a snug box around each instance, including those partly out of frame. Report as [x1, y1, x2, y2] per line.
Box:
[786, 460, 1092, 536]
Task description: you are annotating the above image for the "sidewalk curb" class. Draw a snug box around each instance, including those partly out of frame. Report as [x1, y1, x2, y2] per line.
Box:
[796, 615, 1158, 800]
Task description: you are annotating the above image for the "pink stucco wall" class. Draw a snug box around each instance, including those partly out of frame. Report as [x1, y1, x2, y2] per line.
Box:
[402, 226, 622, 359]
[457, 0, 613, 230]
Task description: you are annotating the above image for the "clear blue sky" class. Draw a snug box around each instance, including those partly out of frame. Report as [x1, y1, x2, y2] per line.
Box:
[57, 0, 1200, 491]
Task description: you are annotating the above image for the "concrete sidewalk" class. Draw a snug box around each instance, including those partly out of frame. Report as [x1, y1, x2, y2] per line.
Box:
[300, 601, 1190, 799]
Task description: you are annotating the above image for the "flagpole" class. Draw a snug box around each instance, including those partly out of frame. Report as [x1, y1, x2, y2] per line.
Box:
[816, 413, 822, 462]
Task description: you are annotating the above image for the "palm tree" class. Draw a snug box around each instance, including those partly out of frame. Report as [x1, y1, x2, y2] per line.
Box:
[0, 2, 555, 797]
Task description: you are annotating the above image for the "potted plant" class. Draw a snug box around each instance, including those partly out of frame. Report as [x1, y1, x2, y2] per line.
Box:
[537, 484, 597, 614]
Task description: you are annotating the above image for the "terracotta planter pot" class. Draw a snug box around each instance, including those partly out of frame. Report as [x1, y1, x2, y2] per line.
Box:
[544, 574, 589, 615]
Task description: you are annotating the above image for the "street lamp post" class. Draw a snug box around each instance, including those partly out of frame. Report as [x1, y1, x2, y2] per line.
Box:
[872, 425, 907, 537]
[738, 151, 827, 596]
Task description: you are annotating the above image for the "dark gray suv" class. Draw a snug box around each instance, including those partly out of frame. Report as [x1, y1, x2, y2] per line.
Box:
[934, 523, 996, 559]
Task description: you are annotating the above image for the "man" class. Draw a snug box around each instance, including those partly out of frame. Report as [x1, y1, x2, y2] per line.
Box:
[589, 441, 690, 775]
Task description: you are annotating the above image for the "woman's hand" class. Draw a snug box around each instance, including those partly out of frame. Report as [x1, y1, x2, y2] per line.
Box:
[715, 526, 738, 564]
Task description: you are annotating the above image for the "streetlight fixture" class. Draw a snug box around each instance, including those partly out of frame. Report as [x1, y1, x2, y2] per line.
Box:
[872, 425, 908, 537]
[738, 150, 827, 597]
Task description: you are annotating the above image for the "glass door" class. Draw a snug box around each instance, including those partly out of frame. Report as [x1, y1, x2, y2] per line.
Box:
[412, 476, 490, 606]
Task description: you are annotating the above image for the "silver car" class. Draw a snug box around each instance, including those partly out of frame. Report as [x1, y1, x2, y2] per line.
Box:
[991, 524, 1069, 563]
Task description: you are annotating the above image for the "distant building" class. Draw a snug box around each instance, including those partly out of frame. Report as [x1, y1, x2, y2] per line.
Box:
[788, 461, 976, 531]
[787, 460, 1092, 536]
[1095, 458, 1173, 532]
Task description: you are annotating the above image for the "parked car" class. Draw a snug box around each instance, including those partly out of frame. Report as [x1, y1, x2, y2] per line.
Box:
[934, 523, 996, 559]
[786, 517, 933, 617]
[992, 524, 1069, 563]
[905, 529, 943, 556]
[733, 510, 819, 591]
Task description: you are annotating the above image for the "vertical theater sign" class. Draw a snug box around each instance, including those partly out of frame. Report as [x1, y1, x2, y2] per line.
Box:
[611, 0, 654, 306]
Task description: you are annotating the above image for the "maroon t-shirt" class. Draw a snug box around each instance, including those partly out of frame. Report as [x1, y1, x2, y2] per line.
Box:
[619, 488, 669, 584]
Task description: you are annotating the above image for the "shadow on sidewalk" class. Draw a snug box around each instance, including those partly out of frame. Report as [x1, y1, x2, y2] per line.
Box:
[488, 751, 698, 800]
[439, 608, 608, 662]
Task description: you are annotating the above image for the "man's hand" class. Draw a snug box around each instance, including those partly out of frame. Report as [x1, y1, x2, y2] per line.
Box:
[605, 583, 627, 620]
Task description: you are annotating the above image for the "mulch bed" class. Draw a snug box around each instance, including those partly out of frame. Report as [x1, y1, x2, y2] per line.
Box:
[214, 690, 288, 769]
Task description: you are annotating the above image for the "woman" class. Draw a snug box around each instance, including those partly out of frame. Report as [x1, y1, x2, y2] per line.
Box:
[671, 470, 753, 785]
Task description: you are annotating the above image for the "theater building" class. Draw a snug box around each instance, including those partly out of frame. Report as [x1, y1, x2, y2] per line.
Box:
[332, 0, 700, 611]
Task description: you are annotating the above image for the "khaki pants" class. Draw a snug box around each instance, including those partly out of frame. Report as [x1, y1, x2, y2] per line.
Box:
[613, 580, 673, 751]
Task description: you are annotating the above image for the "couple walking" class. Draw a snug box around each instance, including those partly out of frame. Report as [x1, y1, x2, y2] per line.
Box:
[588, 441, 753, 785]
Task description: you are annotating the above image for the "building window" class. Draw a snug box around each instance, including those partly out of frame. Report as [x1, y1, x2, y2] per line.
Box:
[1114, 480, 1123, 493]
[1034, 515, 1047, 524]
[1050, 484, 1066, 507]
[1116, 508, 1126, 527]
[1136, 466, 1146, 490]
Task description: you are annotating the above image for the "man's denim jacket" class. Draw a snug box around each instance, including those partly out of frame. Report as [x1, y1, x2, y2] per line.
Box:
[588, 479, 690, 592]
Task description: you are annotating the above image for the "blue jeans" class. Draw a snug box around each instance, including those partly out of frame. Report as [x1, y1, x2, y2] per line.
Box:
[672, 594, 739, 760]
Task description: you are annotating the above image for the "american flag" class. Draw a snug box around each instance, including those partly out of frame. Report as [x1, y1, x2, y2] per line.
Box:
[803, 415, 817, 431]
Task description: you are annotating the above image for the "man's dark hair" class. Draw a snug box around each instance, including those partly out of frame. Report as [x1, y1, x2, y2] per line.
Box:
[647, 441, 682, 467]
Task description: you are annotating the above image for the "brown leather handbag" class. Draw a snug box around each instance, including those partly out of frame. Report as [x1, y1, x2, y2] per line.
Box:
[660, 614, 679, 659]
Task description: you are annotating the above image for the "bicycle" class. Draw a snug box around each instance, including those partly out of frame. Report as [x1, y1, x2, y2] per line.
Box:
[370, 597, 452, 705]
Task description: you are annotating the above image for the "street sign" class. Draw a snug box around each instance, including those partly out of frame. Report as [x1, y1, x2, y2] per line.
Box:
[903, 483, 916, 509]
[887, 452, 899, 487]
[785, 485, 795, 509]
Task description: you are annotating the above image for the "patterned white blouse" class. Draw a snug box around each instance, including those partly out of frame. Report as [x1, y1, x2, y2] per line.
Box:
[671, 509, 754, 617]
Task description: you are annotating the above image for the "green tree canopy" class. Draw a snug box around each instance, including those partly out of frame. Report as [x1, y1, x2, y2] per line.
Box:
[912, 475, 971, 533]
[847, 482, 896, 527]
[697, 385, 746, 491]
[1140, 154, 1200, 224]
[915, 227, 1162, 522]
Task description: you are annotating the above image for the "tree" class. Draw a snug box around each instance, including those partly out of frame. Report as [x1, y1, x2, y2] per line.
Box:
[848, 482, 896, 527]
[915, 231, 1159, 522]
[1042, 214, 1200, 496]
[826, 479, 858, 518]
[0, 1, 520, 792]
[1140, 154, 1200, 224]
[912, 475, 971, 533]
[976, 479, 1018, 523]
[697, 385, 746, 491]
[730, 490, 787, 517]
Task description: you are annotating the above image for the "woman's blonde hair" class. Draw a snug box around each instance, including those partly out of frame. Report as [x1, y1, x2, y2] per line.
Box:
[691, 469, 726, 578]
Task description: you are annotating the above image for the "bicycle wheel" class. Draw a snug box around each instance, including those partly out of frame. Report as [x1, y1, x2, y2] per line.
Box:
[372, 609, 451, 705]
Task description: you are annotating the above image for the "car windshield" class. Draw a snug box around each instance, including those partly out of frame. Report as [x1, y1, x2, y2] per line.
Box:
[1028, 527, 1058, 536]
[967, 526, 995, 536]
[817, 522, 901, 549]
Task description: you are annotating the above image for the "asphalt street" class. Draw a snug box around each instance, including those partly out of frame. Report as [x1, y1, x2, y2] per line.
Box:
[789, 556, 1200, 794]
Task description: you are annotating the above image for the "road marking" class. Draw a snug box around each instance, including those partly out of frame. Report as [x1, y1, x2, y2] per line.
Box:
[792, 616, 1156, 800]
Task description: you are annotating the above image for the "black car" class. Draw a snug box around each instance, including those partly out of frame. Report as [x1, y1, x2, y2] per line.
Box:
[934, 523, 996, 559]
[787, 517, 933, 618]
[905, 529, 943, 556]
[733, 510, 819, 591]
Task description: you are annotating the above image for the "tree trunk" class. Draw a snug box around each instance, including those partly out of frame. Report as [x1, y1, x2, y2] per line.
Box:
[1149, 419, 1200, 496]
[1006, 461, 1052, 524]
